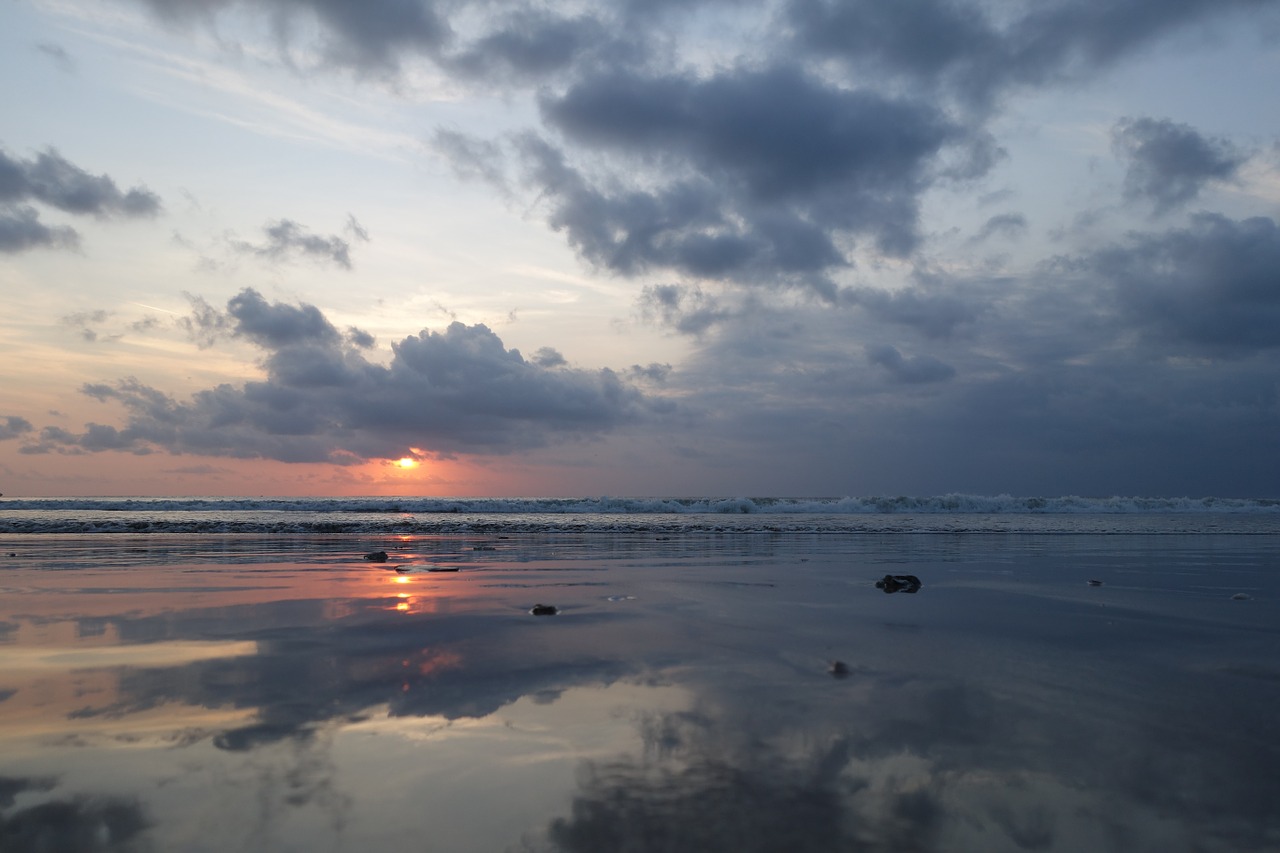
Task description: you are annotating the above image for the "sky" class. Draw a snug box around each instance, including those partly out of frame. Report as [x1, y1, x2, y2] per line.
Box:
[1, 0, 1279, 498]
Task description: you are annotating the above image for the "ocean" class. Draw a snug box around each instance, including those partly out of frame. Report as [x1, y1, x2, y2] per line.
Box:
[2, 496, 1278, 851]
[4, 493, 1279, 534]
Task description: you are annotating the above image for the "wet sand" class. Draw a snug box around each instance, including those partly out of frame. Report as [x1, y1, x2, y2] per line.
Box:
[1, 532, 1278, 852]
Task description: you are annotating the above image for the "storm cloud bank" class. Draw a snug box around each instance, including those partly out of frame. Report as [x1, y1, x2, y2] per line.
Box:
[13, 289, 650, 463]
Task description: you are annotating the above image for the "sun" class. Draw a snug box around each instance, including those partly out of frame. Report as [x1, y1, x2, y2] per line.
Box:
[395, 457, 419, 470]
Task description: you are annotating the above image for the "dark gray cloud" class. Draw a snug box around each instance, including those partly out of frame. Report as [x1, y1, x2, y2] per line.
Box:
[639, 226, 1280, 496]
[135, 0, 449, 73]
[532, 346, 567, 368]
[0, 416, 34, 440]
[786, 0, 1279, 109]
[443, 10, 625, 82]
[1112, 117, 1248, 214]
[227, 287, 342, 348]
[0, 146, 160, 217]
[971, 212, 1028, 243]
[526, 65, 972, 285]
[29, 288, 652, 462]
[229, 219, 356, 269]
[866, 344, 957, 384]
[0, 791, 150, 853]
[346, 326, 375, 348]
[841, 278, 983, 340]
[0, 145, 160, 253]
[628, 362, 671, 383]
[637, 284, 737, 336]
[0, 205, 78, 253]
[1082, 214, 1280, 353]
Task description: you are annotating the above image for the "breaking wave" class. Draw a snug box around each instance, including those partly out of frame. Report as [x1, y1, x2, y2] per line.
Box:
[2, 494, 1278, 535]
[2, 494, 1277, 515]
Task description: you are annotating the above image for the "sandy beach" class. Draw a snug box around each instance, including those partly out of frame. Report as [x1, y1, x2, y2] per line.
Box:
[1, 531, 1278, 852]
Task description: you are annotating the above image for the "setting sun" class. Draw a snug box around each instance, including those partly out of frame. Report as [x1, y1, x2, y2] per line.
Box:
[396, 457, 419, 469]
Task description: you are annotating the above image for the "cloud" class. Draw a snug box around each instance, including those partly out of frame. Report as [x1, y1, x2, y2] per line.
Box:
[0, 791, 150, 852]
[32, 288, 652, 462]
[0, 145, 160, 253]
[229, 219, 357, 269]
[343, 214, 369, 242]
[0, 146, 161, 217]
[841, 278, 983, 340]
[134, 0, 450, 73]
[226, 287, 342, 348]
[442, 10, 623, 82]
[0, 416, 34, 440]
[528, 64, 974, 285]
[970, 212, 1028, 243]
[638, 284, 737, 336]
[532, 347, 567, 368]
[114, 0, 1274, 295]
[0, 205, 79, 253]
[785, 0, 1277, 109]
[866, 344, 957, 384]
[1083, 213, 1280, 353]
[61, 309, 112, 342]
[432, 129, 511, 194]
[1112, 117, 1248, 214]
[35, 42, 76, 73]
[178, 292, 234, 348]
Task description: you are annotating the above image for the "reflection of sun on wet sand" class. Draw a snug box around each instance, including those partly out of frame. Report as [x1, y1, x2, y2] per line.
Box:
[0, 533, 1277, 852]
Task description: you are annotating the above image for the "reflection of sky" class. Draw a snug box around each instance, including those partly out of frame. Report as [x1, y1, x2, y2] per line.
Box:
[1, 534, 1278, 851]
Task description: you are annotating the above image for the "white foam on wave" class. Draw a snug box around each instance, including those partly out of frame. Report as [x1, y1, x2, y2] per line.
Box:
[1, 493, 1276, 515]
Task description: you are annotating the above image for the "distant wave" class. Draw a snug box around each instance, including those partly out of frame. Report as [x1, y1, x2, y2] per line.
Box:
[1, 494, 1277, 515]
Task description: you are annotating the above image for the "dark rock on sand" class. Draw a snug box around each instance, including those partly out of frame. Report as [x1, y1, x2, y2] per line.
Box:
[363, 551, 388, 562]
[530, 604, 559, 616]
[875, 574, 922, 594]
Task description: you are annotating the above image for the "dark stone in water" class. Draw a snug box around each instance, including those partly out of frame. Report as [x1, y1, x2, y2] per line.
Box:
[829, 660, 850, 677]
[1087, 579, 1104, 586]
[875, 574, 922, 594]
[529, 604, 559, 616]
[364, 551, 388, 562]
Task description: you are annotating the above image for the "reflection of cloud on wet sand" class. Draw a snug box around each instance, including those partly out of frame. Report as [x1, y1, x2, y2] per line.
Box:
[535, 669, 1280, 853]
[0, 775, 149, 853]
[71, 599, 641, 753]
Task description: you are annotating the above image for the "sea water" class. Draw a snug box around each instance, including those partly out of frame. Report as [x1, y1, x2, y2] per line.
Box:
[2, 494, 1278, 534]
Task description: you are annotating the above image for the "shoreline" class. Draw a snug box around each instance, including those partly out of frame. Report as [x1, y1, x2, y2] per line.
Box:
[1, 531, 1277, 851]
